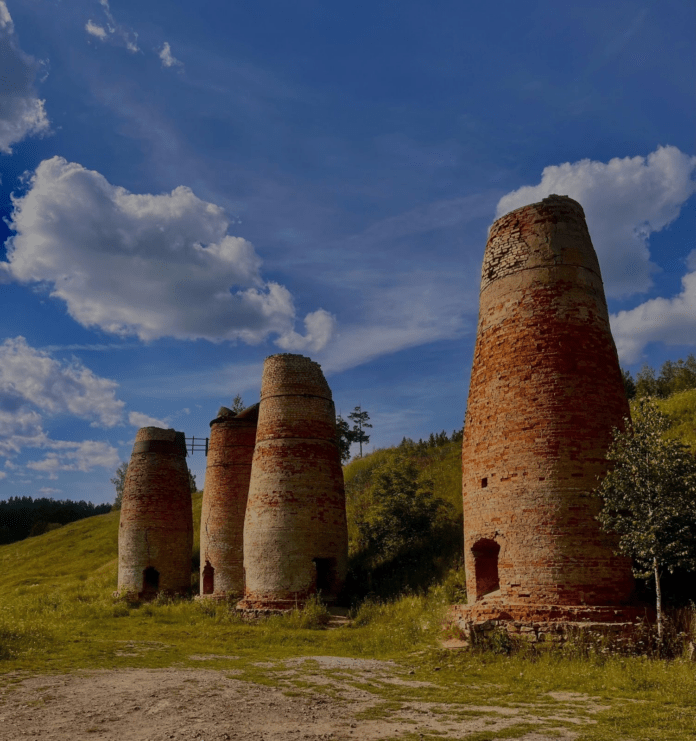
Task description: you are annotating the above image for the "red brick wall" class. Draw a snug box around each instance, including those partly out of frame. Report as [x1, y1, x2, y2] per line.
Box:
[117, 427, 193, 598]
[462, 195, 634, 608]
[199, 405, 258, 598]
[239, 353, 348, 610]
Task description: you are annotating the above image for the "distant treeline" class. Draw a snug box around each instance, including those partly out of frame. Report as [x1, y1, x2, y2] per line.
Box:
[623, 354, 696, 399]
[0, 496, 111, 544]
[398, 428, 464, 452]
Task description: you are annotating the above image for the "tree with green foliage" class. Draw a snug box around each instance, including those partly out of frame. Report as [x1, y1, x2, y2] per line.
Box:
[621, 368, 637, 400]
[336, 414, 355, 464]
[231, 394, 245, 413]
[356, 454, 453, 562]
[596, 397, 696, 644]
[634, 355, 696, 400]
[110, 461, 129, 511]
[348, 405, 372, 457]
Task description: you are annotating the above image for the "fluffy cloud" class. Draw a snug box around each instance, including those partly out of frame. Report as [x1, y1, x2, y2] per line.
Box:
[85, 20, 108, 40]
[0, 471, 6, 480]
[0, 1, 50, 154]
[0, 337, 123, 471]
[610, 269, 696, 363]
[26, 440, 119, 478]
[276, 309, 337, 353]
[158, 42, 183, 69]
[496, 146, 696, 298]
[0, 337, 124, 428]
[2, 157, 334, 350]
[128, 411, 167, 428]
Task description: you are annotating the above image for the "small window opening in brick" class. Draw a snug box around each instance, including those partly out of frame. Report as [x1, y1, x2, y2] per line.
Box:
[313, 557, 336, 597]
[481, 477, 488, 488]
[142, 566, 159, 594]
[202, 561, 215, 595]
[471, 539, 500, 600]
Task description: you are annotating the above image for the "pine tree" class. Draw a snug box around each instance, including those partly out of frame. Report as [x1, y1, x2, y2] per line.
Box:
[348, 406, 372, 457]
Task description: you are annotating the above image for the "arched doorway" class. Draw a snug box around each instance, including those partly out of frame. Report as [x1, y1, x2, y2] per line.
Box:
[202, 561, 215, 595]
[142, 566, 160, 596]
[471, 539, 500, 600]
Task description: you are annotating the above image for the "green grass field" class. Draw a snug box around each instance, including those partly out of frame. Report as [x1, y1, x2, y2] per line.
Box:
[0, 496, 694, 740]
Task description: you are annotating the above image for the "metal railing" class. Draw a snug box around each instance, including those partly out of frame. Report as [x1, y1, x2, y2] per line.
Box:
[185, 436, 209, 456]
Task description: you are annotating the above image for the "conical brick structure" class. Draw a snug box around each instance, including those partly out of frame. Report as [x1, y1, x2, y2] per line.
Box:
[238, 353, 348, 611]
[117, 427, 193, 599]
[199, 403, 259, 599]
[457, 195, 639, 629]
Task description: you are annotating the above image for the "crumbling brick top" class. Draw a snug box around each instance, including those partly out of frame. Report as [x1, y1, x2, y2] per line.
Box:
[481, 194, 602, 292]
[210, 403, 260, 428]
[261, 353, 332, 400]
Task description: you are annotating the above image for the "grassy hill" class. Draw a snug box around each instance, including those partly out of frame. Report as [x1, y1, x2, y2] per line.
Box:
[0, 449, 694, 739]
[657, 388, 696, 453]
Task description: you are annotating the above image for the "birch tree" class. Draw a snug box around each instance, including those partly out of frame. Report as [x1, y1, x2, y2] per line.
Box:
[596, 397, 696, 645]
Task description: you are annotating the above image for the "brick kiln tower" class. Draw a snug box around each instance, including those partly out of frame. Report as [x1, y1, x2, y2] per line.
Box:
[117, 427, 193, 599]
[457, 195, 639, 630]
[199, 403, 259, 599]
[238, 353, 348, 611]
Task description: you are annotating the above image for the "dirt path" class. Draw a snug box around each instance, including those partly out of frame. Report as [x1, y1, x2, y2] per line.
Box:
[0, 657, 598, 740]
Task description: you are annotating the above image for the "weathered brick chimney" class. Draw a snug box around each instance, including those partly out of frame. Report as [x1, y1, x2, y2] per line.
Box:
[457, 195, 642, 631]
[117, 426, 193, 599]
[199, 403, 259, 599]
[238, 353, 348, 611]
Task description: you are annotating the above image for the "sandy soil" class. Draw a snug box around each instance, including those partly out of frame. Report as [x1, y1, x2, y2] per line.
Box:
[0, 656, 598, 741]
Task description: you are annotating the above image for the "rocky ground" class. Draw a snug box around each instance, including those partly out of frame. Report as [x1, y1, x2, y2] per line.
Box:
[0, 656, 602, 740]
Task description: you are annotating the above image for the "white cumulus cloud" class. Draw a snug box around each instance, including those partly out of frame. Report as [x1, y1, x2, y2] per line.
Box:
[276, 309, 337, 353]
[128, 411, 167, 428]
[0, 336, 124, 428]
[85, 20, 108, 40]
[158, 42, 182, 69]
[26, 440, 119, 477]
[0, 471, 6, 480]
[496, 146, 696, 298]
[0, 337, 123, 473]
[2, 157, 334, 350]
[610, 270, 696, 363]
[0, 0, 51, 154]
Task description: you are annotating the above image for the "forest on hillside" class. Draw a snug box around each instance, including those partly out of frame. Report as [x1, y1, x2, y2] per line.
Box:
[0, 497, 111, 544]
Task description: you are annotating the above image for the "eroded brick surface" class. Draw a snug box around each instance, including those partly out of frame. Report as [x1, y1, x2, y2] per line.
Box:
[117, 427, 193, 599]
[461, 195, 635, 621]
[238, 354, 348, 610]
[199, 404, 259, 599]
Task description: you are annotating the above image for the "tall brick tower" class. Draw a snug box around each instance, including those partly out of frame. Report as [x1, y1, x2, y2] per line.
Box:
[117, 427, 193, 599]
[199, 403, 259, 599]
[238, 353, 348, 611]
[457, 195, 638, 630]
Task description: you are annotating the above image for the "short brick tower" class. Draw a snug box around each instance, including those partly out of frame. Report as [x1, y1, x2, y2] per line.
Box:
[238, 353, 348, 611]
[453, 195, 644, 639]
[199, 403, 259, 599]
[117, 427, 193, 599]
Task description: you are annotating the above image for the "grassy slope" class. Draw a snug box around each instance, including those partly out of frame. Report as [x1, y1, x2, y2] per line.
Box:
[0, 467, 693, 739]
[657, 388, 696, 453]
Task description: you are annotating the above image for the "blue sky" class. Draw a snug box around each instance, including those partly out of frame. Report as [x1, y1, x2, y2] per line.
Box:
[0, 0, 694, 505]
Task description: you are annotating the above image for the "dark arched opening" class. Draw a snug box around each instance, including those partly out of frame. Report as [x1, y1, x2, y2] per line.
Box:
[471, 539, 500, 600]
[202, 561, 215, 595]
[142, 566, 160, 595]
[313, 557, 336, 599]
